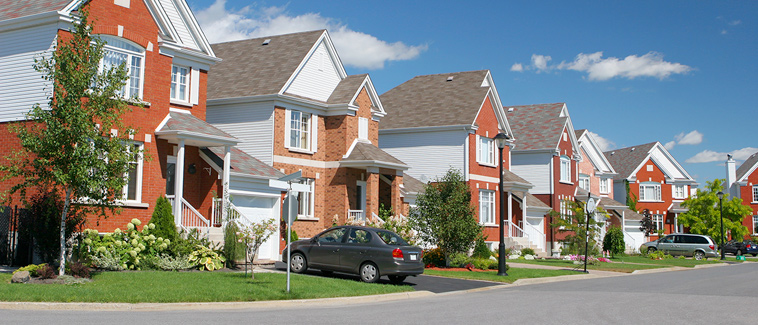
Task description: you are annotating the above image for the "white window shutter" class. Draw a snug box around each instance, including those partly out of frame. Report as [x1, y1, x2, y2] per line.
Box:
[475, 135, 480, 163]
[311, 113, 319, 152]
[284, 109, 291, 148]
[190, 68, 199, 105]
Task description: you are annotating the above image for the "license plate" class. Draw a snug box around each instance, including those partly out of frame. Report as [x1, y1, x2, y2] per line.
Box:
[409, 254, 417, 261]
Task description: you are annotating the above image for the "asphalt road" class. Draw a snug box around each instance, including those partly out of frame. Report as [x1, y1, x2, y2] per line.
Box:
[2, 263, 757, 324]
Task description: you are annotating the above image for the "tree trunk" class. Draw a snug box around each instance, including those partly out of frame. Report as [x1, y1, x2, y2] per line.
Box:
[59, 188, 72, 276]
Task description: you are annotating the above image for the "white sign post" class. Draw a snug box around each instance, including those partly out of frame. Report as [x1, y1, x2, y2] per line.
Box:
[584, 196, 597, 273]
[270, 171, 304, 293]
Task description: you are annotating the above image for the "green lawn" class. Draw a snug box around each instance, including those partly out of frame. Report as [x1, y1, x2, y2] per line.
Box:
[507, 255, 725, 273]
[0, 271, 411, 303]
[423, 268, 578, 283]
[610, 255, 724, 267]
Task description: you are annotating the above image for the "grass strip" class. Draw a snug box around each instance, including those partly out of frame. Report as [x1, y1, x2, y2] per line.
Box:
[0, 271, 411, 303]
[423, 268, 578, 283]
[507, 259, 665, 273]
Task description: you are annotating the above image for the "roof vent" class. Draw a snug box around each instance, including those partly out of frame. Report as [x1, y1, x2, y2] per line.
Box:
[610, 151, 615, 156]
[508, 107, 514, 112]
[630, 148, 635, 152]
[446, 76, 454, 81]
[262, 39, 271, 45]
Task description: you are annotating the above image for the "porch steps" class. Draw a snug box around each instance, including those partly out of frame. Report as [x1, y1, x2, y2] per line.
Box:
[207, 227, 225, 247]
[504, 237, 548, 257]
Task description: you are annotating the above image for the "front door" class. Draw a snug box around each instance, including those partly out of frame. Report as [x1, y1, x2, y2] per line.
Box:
[166, 156, 176, 195]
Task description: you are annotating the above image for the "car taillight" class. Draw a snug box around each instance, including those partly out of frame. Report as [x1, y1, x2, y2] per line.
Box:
[392, 248, 404, 259]
[709, 245, 715, 250]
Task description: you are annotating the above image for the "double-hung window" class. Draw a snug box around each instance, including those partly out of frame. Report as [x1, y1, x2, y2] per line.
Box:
[753, 215, 758, 234]
[560, 156, 571, 183]
[640, 182, 661, 201]
[652, 214, 664, 231]
[599, 177, 609, 194]
[579, 174, 590, 191]
[477, 136, 496, 166]
[753, 186, 758, 203]
[123, 142, 144, 202]
[288, 110, 312, 151]
[479, 190, 495, 225]
[296, 178, 314, 219]
[170, 65, 189, 102]
[673, 185, 686, 199]
[98, 35, 144, 99]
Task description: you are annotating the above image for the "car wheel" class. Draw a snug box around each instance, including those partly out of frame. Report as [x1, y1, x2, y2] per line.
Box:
[736, 249, 743, 256]
[290, 252, 307, 273]
[647, 247, 656, 253]
[752, 254, 757, 257]
[359, 262, 380, 283]
[388, 275, 407, 284]
[321, 270, 334, 276]
[693, 251, 705, 261]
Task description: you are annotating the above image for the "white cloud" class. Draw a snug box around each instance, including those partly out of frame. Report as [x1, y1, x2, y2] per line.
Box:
[721, 29, 728, 35]
[729, 20, 742, 26]
[588, 131, 616, 151]
[193, 0, 427, 69]
[511, 51, 692, 81]
[685, 147, 758, 163]
[674, 130, 703, 145]
[510, 63, 524, 72]
[664, 141, 676, 150]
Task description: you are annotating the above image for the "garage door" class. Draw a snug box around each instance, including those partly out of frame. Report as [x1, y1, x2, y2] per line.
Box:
[232, 195, 280, 261]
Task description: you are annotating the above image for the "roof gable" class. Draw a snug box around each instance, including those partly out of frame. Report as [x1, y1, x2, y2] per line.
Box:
[736, 151, 758, 182]
[281, 32, 347, 102]
[327, 74, 386, 119]
[605, 142, 694, 183]
[507, 102, 577, 153]
[576, 129, 617, 175]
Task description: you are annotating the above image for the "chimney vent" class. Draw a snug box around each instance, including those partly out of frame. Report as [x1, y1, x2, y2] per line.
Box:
[262, 39, 271, 45]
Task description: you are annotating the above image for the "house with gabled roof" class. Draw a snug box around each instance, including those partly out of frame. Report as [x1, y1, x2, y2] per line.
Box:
[206, 30, 410, 243]
[725, 152, 758, 237]
[378, 70, 550, 253]
[604, 142, 697, 240]
[505, 103, 580, 255]
[0, 0, 241, 238]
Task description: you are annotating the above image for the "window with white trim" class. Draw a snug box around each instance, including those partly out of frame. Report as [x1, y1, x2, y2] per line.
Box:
[98, 35, 144, 99]
[288, 110, 312, 151]
[639, 182, 662, 201]
[477, 136, 496, 166]
[170, 65, 189, 102]
[673, 185, 686, 199]
[296, 178, 314, 219]
[578, 174, 590, 191]
[122, 142, 144, 202]
[753, 186, 758, 202]
[479, 190, 495, 225]
[358, 117, 369, 140]
[652, 214, 664, 231]
[599, 177, 609, 194]
[560, 156, 571, 183]
[753, 215, 758, 234]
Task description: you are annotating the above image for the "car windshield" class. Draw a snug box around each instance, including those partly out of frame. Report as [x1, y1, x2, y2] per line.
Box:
[376, 230, 409, 246]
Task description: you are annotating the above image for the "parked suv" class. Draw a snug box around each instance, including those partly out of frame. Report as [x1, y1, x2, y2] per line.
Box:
[641, 234, 718, 260]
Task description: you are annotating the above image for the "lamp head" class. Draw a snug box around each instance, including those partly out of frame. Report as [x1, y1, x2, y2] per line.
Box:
[494, 133, 510, 149]
[717, 191, 724, 200]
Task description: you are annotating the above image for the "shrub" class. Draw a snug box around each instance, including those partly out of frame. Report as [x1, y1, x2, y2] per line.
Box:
[223, 222, 243, 268]
[188, 245, 225, 271]
[472, 258, 497, 270]
[603, 227, 626, 257]
[152, 254, 195, 271]
[472, 237, 491, 259]
[648, 250, 672, 260]
[22, 191, 84, 264]
[13, 263, 47, 276]
[149, 196, 178, 242]
[79, 219, 170, 270]
[37, 264, 57, 279]
[521, 248, 536, 256]
[171, 228, 216, 257]
[66, 262, 91, 279]
[423, 248, 445, 267]
[448, 252, 472, 268]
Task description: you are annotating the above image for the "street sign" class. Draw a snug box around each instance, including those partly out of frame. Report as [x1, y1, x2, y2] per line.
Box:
[586, 197, 597, 214]
[282, 193, 298, 226]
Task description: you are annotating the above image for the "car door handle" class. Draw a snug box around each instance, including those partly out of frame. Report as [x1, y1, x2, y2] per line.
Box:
[333, 249, 340, 253]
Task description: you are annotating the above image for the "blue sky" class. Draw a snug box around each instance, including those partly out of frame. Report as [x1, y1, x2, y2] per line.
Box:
[188, 0, 757, 186]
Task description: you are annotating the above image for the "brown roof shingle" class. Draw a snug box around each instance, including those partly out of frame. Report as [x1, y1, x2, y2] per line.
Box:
[0, 0, 70, 22]
[327, 74, 367, 104]
[202, 147, 284, 179]
[736, 151, 758, 181]
[505, 103, 568, 151]
[342, 142, 406, 167]
[160, 112, 237, 139]
[208, 30, 325, 100]
[603, 142, 658, 181]
[379, 70, 491, 130]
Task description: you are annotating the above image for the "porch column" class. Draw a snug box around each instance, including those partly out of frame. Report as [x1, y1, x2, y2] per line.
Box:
[366, 167, 380, 218]
[174, 139, 185, 226]
[222, 145, 231, 223]
[391, 172, 403, 216]
[507, 191, 513, 237]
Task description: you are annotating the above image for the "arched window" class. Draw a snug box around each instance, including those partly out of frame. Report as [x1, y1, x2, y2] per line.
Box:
[96, 35, 145, 99]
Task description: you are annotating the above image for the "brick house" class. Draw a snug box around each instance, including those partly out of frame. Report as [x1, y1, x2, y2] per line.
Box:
[0, 0, 238, 234]
[505, 103, 581, 255]
[206, 30, 410, 243]
[378, 70, 550, 253]
[604, 142, 697, 240]
[725, 152, 758, 237]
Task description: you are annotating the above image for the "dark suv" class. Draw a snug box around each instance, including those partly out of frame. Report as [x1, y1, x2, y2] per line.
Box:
[642, 234, 719, 260]
[721, 240, 758, 256]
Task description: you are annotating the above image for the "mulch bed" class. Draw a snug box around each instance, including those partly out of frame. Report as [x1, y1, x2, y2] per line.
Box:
[425, 266, 493, 272]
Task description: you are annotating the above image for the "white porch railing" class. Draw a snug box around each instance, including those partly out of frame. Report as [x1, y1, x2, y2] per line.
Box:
[348, 210, 365, 221]
[212, 198, 224, 226]
[623, 230, 638, 253]
[507, 220, 528, 240]
[167, 195, 210, 233]
[523, 221, 546, 250]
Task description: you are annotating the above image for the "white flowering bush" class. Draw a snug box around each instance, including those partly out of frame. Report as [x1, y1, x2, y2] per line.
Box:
[80, 219, 170, 270]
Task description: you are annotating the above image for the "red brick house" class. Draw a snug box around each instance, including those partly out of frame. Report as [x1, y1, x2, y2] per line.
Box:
[206, 30, 410, 245]
[378, 70, 550, 253]
[0, 0, 238, 235]
[604, 142, 697, 240]
[725, 152, 758, 237]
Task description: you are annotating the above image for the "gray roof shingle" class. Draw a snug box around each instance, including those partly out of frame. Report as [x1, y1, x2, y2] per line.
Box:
[0, 0, 70, 21]
[505, 103, 567, 151]
[401, 174, 425, 195]
[378, 70, 491, 130]
[327, 74, 367, 104]
[160, 112, 237, 140]
[208, 30, 325, 100]
[202, 147, 284, 179]
[603, 142, 658, 181]
[736, 151, 758, 181]
[342, 142, 406, 167]
[513, 192, 550, 209]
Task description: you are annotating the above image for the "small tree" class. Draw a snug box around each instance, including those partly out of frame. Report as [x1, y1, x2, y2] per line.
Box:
[625, 180, 638, 211]
[550, 200, 604, 256]
[679, 179, 752, 245]
[639, 209, 654, 237]
[603, 226, 625, 257]
[0, 9, 141, 275]
[149, 196, 178, 243]
[408, 168, 481, 263]
[237, 218, 277, 279]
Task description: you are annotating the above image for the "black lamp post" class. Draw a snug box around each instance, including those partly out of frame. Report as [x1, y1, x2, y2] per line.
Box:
[717, 191, 725, 260]
[494, 132, 510, 276]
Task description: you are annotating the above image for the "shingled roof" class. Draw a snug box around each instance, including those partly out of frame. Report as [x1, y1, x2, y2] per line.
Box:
[159, 112, 236, 140]
[379, 70, 492, 130]
[401, 174, 425, 195]
[603, 142, 658, 181]
[0, 0, 71, 21]
[736, 151, 758, 181]
[342, 142, 407, 168]
[208, 30, 325, 100]
[202, 147, 285, 179]
[505, 103, 568, 151]
[327, 74, 367, 104]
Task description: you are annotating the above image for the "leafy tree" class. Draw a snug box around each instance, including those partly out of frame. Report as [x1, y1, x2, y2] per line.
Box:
[639, 209, 654, 237]
[550, 200, 604, 256]
[602, 226, 625, 257]
[0, 9, 141, 275]
[679, 179, 752, 245]
[409, 168, 481, 262]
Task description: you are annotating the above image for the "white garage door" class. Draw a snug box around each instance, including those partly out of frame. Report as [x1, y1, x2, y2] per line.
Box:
[233, 195, 280, 261]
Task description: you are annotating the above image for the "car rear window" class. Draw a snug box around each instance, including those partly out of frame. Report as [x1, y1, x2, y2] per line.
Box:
[376, 230, 408, 246]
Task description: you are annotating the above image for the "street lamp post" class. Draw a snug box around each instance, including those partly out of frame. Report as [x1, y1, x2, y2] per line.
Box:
[494, 132, 510, 276]
[717, 191, 725, 260]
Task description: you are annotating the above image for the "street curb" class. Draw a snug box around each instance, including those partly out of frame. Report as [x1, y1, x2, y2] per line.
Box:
[0, 290, 436, 311]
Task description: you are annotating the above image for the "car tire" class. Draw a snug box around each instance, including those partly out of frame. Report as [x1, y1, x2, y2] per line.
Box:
[388, 275, 407, 284]
[736, 249, 743, 256]
[752, 254, 757, 257]
[647, 247, 657, 253]
[359, 262, 380, 283]
[290, 252, 308, 273]
[693, 251, 705, 261]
